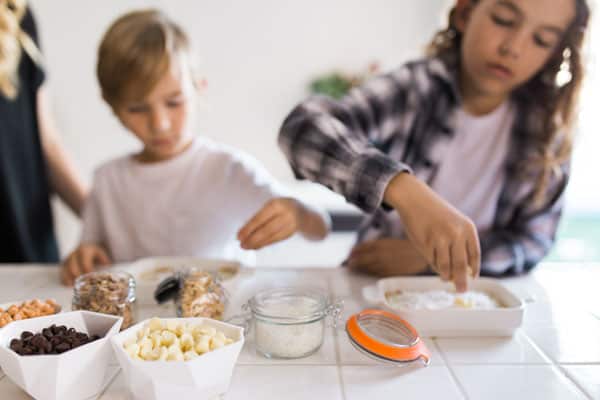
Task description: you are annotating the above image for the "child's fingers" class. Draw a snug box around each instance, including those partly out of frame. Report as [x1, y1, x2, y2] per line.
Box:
[349, 240, 378, 257]
[94, 247, 111, 266]
[451, 243, 469, 293]
[80, 248, 98, 274]
[61, 262, 74, 286]
[237, 204, 279, 242]
[251, 224, 294, 249]
[467, 235, 481, 278]
[240, 217, 290, 249]
[433, 243, 452, 282]
[67, 253, 82, 282]
[347, 251, 379, 270]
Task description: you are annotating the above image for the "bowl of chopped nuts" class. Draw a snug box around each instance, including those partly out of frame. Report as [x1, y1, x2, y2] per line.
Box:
[0, 299, 61, 329]
[0, 310, 122, 400]
[111, 317, 243, 400]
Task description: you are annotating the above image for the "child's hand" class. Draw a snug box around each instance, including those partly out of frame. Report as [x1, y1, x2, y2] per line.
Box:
[61, 244, 111, 286]
[237, 198, 303, 250]
[384, 173, 481, 292]
[346, 238, 429, 276]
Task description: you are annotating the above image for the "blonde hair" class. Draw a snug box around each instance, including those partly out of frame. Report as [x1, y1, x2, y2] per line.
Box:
[0, 0, 43, 99]
[428, 0, 590, 206]
[97, 9, 196, 108]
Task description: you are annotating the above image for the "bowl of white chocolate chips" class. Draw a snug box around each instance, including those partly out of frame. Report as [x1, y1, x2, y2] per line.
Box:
[111, 317, 244, 400]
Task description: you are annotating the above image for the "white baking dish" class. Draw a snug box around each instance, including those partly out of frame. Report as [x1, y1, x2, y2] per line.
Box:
[362, 277, 526, 337]
[118, 257, 244, 305]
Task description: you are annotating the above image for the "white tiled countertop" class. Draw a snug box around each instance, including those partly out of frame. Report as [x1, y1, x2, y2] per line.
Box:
[1, 263, 599, 400]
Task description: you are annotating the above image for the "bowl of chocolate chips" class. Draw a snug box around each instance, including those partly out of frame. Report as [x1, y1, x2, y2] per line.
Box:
[0, 310, 122, 400]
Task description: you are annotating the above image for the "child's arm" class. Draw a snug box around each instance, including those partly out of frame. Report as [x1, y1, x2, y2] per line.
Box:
[278, 63, 479, 292]
[237, 198, 330, 250]
[60, 177, 111, 286]
[37, 86, 88, 216]
[346, 238, 429, 276]
[383, 173, 479, 292]
[278, 67, 415, 214]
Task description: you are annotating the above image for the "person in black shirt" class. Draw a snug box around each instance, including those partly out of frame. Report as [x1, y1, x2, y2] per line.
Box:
[0, 1, 87, 263]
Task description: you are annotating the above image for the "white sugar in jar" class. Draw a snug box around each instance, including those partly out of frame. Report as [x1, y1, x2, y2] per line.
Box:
[246, 288, 342, 359]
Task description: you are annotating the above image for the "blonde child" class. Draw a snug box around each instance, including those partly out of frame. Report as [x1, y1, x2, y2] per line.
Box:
[61, 9, 329, 285]
[279, 0, 590, 291]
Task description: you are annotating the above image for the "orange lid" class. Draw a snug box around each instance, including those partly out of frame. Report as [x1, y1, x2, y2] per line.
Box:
[346, 309, 430, 365]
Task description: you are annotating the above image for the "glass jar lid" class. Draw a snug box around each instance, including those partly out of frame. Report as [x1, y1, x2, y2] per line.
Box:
[248, 287, 329, 324]
[346, 309, 430, 366]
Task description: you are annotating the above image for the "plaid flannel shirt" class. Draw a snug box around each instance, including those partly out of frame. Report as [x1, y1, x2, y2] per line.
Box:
[278, 57, 569, 276]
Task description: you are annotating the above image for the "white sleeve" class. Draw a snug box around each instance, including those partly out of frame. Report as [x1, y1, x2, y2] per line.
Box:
[229, 152, 329, 225]
[229, 153, 288, 214]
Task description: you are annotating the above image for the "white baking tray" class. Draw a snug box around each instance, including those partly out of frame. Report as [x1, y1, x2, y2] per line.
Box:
[362, 277, 526, 337]
[118, 257, 245, 305]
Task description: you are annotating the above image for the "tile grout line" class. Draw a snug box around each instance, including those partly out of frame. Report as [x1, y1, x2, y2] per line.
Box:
[329, 276, 348, 400]
[521, 331, 593, 400]
[557, 362, 600, 366]
[554, 364, 593, 400]
[431, 338, 470, 400]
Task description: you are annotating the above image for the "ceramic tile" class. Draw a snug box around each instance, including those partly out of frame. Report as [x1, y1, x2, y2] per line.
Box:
[225, 365, 342, 400]
[329, 269, 378, 299]
[435, 331, 550, 364]
[452, 365, 588, 400]
[563, 365, 600, 400]
[0, 365, 119, 400]
[523, 300, 597, 328]
[0, 377, 32, 400]
[342, 365, 464, 400]
[524, 317, 600, 363]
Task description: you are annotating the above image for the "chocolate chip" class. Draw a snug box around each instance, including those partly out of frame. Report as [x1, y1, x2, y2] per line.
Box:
[9, 325, 102, 356]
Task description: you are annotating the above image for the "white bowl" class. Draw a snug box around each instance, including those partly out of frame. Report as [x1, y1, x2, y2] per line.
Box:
[363, 277, 526, 337]
[0, 311, 122, 400]
[111, 317, 244, 400]
[119, 257, 243, 305]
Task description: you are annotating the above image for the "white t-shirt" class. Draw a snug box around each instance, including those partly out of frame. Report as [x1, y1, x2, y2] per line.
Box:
[80, 138, 289, 265]
[430, 101, 515, 233]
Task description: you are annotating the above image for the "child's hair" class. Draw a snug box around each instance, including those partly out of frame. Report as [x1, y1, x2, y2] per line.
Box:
[97, 9, 196, 108]
[427, 0, 590, 205]
[0, 0, 43, 99]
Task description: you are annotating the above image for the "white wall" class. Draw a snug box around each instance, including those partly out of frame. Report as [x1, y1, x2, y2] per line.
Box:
[28, 0, 448, 256]
[24, 0, 600, 266]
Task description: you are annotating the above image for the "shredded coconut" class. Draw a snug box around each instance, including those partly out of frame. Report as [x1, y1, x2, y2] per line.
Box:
[385, 290, 501, 310]
[253, 298, 325, 359]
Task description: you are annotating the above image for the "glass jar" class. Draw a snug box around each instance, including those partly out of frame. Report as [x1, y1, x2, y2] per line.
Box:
[243, 287, 342, 359]
[72, 271, 136, 330]
[175, 268, 227, 320]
